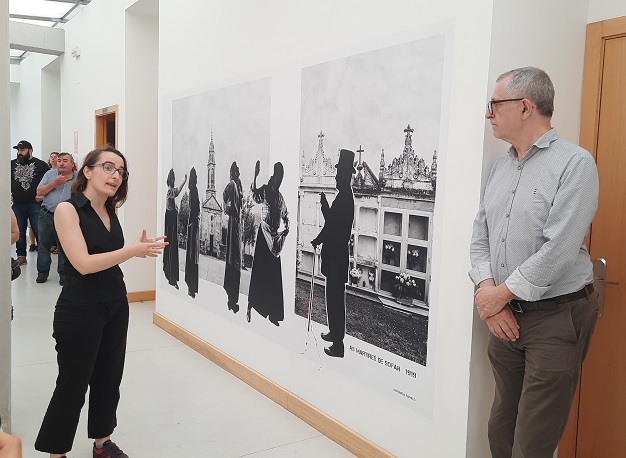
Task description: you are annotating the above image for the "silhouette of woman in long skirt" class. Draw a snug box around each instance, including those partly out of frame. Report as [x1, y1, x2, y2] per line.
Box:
[185, 167, 200, 298]
[247, 161, 289, 326]
[163, 169, 187, 289]
[223, 162, 243, 312]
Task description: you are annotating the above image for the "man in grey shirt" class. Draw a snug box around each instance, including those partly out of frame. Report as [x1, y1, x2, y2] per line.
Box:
[36, 152, 76, 285]
[469, 67, 599, 458]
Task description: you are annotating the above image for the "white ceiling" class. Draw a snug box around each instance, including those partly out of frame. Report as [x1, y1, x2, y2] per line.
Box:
[9, 0, 90, 61]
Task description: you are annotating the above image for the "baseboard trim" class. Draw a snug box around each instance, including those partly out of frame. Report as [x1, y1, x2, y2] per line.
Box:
[127, 290, 155, 303]
[153, 312, 392, 457]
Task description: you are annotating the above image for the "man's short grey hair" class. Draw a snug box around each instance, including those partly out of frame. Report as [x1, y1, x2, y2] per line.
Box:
[57, 152, 75, 163]
[497, 67, 554, 117]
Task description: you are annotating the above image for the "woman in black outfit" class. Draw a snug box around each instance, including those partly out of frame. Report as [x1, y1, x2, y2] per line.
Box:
[185, 167, 200, 298]
[35, 147, 166, 458]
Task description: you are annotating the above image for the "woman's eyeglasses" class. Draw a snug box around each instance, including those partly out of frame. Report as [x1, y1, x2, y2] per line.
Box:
[91, 162, 129, 181]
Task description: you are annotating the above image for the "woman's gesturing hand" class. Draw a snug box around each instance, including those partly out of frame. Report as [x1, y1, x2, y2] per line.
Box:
[134, 229, 168, 258]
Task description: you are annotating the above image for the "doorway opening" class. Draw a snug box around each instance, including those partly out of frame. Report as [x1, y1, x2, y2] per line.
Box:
[95, 105, 118, 148]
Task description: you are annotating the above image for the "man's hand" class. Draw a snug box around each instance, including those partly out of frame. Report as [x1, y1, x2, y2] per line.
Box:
[53, 173, 72, 186]
[485, 307, 520, 341]
[474, 282, 515, 320]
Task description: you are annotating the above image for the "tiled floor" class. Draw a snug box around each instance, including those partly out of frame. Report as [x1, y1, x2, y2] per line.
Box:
[10, 250, 354, 457]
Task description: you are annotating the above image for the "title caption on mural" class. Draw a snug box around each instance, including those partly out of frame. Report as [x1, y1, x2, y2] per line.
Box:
[349, 345, 417, 379]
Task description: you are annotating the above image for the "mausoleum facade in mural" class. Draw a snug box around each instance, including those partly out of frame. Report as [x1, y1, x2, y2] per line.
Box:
[297, 124, 436, 314]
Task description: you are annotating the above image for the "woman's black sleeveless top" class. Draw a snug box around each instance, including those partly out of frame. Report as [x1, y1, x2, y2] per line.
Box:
[58, 193, 127, 302]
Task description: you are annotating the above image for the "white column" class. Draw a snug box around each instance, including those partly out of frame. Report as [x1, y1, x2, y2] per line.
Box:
[0, 0, 13, 432]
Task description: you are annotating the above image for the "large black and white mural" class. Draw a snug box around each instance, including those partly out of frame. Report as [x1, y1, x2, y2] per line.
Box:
[294, 33, 445, 406]
[167, 78, 274, 312]
[163, 31, 448, 413]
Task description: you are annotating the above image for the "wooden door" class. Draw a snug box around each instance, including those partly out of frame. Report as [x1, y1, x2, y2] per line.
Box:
[94, 105, 118, 149]
[559, 16, 626, 458]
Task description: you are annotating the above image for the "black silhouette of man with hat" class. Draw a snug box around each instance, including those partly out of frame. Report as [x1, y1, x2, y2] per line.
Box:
[311, 149, 356, 358]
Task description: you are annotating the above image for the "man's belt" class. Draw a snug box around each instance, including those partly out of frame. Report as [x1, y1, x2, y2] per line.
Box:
[42, 207, 54, 214]
[509, 284, 594, 313]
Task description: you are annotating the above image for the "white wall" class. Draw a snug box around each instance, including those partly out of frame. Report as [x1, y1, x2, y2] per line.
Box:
[158, 1, 494, 456]
[1, 0, 12, 432]
[10, 52, 56, 160]
[123, 0, 159, 291]
[55, 0, 159, 292]
[41, 57, 61, 156]
[466, 1, 591, 457]
[59, 0, 133, 159]
[588, 0, 626, 22]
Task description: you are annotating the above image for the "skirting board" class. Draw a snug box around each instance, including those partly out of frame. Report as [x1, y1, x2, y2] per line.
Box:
[153, 312, 393, 458]
[127, 290, 156, 303]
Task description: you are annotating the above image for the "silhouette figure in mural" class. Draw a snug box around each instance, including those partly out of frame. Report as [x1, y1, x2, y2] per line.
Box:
[163, 169, 187, 289]
[223, 161, 243, 313]
[185, 167, 200, 299]
[311, 149, 356, 358]
[247, 161, 289, 326]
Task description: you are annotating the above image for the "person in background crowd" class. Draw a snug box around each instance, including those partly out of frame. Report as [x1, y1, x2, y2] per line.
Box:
[11, 140, 48, 265]
[0, 430, 22, 458]
[28, 226, 37, 252]
[11, 210, 19, 245]
[470, 67, 599, 458]
[11, 210, 21, 285]
[47, 152, 59, 170]
[35, 153, 77, 285]
[35, 147, 167, 458]
[48, 152, 60, 254]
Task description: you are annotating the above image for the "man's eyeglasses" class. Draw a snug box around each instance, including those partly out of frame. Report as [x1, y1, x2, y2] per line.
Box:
[486, 98, 524, 116]
[91, 162, 129, 181]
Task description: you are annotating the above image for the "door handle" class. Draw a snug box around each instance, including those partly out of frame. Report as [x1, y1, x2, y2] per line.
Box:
[593, 258, 619, 318]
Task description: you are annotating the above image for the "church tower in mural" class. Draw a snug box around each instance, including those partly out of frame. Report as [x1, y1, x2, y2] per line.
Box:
[200, 131, 223, 258]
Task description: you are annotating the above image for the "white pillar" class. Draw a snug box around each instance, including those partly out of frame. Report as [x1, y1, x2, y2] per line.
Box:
[0, 0, 13, 432]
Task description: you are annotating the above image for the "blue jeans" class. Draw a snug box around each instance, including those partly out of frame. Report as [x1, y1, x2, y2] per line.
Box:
[12, 201, 41, 257]
[37, 209, 64, 276]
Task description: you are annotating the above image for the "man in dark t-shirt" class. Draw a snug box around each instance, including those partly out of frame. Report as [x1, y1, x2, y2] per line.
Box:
[11, 140, 49, 265]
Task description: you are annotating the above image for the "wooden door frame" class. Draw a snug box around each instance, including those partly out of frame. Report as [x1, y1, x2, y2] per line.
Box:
[94, 104, 118, 149]
[579, 16, 626, 158]
[559, 14, 626, 458]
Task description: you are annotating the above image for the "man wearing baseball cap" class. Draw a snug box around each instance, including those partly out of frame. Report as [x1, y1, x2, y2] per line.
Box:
[11, 141, 49, 265]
